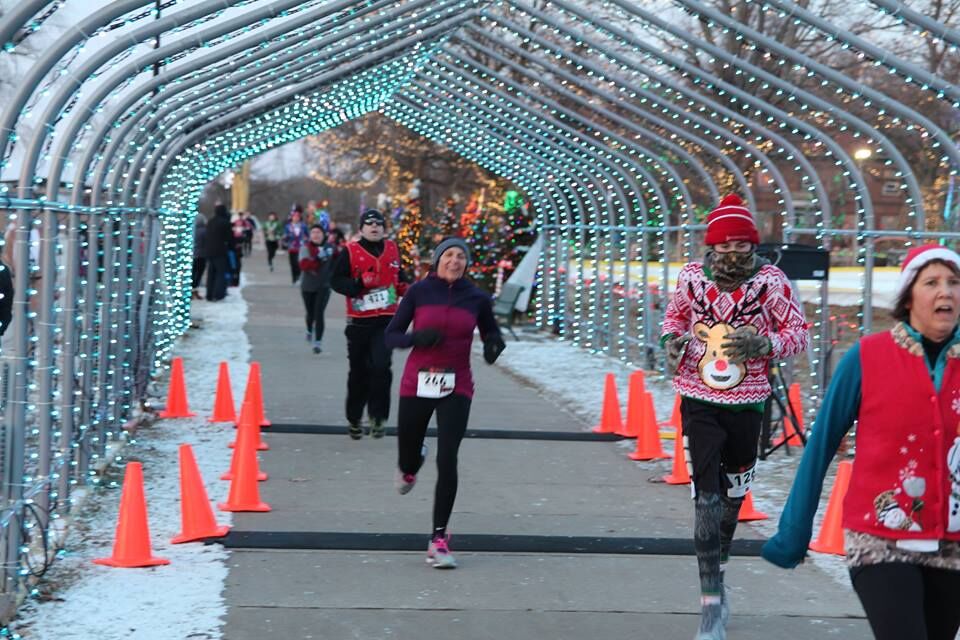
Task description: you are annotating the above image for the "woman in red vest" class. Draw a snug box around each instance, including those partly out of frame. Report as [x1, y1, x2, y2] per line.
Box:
[763, 244, 960, 640]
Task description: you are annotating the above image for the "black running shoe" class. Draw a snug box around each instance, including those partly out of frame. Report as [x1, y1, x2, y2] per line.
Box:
[370, 419, 385, 439]
[348, 422, 363, 440]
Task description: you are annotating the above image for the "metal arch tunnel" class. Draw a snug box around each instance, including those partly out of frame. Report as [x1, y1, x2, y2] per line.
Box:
[0, 0, 957, 614]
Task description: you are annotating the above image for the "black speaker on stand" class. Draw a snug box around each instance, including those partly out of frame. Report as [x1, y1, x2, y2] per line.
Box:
[755, 243, 828, 458]
[756, 243, 830, 281]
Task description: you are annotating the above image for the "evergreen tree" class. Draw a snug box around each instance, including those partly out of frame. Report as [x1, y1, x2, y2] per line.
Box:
[465, 193, 496, 289]
[395, 180, 422, 277]
[500, 190, 535, 277]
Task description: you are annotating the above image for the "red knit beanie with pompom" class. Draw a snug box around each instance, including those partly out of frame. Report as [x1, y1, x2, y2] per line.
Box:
[704, 194, 759, 245]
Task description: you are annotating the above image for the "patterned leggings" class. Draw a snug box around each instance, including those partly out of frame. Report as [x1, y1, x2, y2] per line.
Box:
[694, 492, 745, 597]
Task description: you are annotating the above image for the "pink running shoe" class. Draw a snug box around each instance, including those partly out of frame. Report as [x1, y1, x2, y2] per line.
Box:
[395, 470, 417, 495]
[426, 534, 457, 569]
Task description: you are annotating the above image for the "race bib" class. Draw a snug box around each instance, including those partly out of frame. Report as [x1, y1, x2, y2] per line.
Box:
[725, 465, 756, 498]
[353, 286, 395, 312]
[417, 369, 455, 398]
[896, 539, 939, 553]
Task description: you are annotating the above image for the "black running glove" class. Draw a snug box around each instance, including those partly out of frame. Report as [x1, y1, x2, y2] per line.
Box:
[339, 277, 364, 297]
[411, 328, 443, 347]
[349, 277, 365, 296]
[483, 334, 506, 364]
[721, 325, 772, 364]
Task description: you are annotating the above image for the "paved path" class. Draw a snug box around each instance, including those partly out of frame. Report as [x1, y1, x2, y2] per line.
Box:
[220, 251, 870, 639]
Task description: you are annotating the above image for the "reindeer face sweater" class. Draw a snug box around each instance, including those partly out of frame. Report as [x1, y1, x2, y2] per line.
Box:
[661, 261, 809, 406]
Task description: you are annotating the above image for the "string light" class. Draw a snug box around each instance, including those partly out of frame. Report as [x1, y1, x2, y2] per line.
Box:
[0, 0, 957, 606]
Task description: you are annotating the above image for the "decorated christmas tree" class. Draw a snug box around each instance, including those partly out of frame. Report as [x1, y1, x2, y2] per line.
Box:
[459, 193, 480, 236]
[499, 190, 535, 278]
[465, 191, 498, 288]
[395, 180, 422, 277]
[421, 196, 461, 249]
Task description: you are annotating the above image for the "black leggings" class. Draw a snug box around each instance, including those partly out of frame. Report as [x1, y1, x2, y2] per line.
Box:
[288, 251, 300, 283]
[850, 563, 960, 640]
[301, 287, 331, 341]
[397, 394, 472, 532]
[265, 240, 278, 266]
[345, 322, 392, 423]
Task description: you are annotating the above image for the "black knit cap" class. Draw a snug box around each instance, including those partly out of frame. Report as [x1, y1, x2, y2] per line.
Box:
[359, 208, 385, 226]
[432, 237, 471, 271]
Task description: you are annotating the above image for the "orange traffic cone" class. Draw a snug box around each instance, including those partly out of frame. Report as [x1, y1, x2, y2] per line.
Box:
[222, 402, 268, 482]
[229, 397, 268, 451]
[219, 406, 271, 512]
[158, 357, 195, 418]
[773, 383, 805, 447]
[659, 394, 682, 440]
[592, 373, 624, 434]
[629, 392, 669, 460]
[93, 462, 170, 567]
[663, 421, 691, 485]
[243, 362, 271, 427]
[738, 491, 769, 522]
[171, 444, 230, 544]
[208, 362, 237, 423]
[622, 371, 647, 437]
[809, 460, 853, 555]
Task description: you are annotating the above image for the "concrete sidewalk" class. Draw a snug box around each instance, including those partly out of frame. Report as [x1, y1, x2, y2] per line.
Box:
[221, 250, 869, 639]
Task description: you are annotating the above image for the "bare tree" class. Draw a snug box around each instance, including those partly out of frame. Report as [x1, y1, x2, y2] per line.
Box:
[305, 113, 512, 221]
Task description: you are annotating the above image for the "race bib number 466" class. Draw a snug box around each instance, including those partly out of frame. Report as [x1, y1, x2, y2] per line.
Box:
[417, 369, 455, 399]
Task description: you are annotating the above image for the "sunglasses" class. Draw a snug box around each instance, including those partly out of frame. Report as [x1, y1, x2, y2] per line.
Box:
[362, 220, 384, 227]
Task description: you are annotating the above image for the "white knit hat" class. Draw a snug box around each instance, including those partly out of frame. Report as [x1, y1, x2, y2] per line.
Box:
[897, 244, 960, 299]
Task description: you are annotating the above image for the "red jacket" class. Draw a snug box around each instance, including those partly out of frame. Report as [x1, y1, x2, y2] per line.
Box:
[844, 326, 960, 540]
[344, 240, 402, 318]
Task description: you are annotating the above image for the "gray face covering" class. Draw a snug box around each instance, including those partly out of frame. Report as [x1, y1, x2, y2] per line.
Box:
[707, 250, 756, 291]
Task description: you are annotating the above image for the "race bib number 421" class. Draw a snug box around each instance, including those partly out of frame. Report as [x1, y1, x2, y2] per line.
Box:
[353, 286, 396, 312]
[417, 369, 455, 399]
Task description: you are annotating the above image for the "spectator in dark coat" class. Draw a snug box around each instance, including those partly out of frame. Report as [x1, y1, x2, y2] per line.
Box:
[0, 259, 12, 336]
[192, 214, 207, 300]
[203, 204, 233, 301]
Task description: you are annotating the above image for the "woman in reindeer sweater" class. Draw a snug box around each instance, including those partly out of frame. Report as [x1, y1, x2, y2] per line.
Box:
[660, 194, 809, 640]
[385, 237, 506, 569]
[763, 244, 960, 640]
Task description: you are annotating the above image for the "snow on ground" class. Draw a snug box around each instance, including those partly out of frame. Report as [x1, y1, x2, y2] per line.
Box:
[9, 285, 251, 639]
[9, 281, 850, 639]
[494, 329, 851, 586]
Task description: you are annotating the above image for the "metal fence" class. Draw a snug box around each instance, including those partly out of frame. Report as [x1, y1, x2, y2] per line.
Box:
[0, 0, 956, 620]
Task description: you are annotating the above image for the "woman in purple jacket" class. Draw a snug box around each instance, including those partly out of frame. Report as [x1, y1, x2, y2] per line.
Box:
[385, 237, 506, 569]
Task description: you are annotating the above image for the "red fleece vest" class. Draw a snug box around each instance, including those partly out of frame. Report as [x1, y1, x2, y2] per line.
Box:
[344, 240, 401, 318]
[844, 328, 960, 541]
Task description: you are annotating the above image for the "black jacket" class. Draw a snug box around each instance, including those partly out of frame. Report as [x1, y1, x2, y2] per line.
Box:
[0, 260, 12, 336]
[202, 205, 234, 259]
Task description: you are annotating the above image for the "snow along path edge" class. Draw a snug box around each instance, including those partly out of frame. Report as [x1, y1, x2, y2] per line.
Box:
[10, 284, 251, 640]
